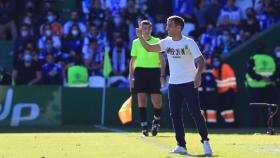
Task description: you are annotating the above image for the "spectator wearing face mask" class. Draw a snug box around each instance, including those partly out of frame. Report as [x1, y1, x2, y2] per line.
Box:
[107, 13, 129, 43]
[83, 38, 103, 76]
[13, 25, 36, 60]
[40, 9, 62, 36]
[21, 11, 36, 35]
[217, 29, 236, 55]
[42, 53, 63, 85]
[62, 25, 84, 61]
[12, 49, 42, 85]
[38, 24, 61, 51]
[108, 37, 129, 88]
[38, 39, 62, 65]
[63, 11, 87, 36]
[212, 54, 237, 127]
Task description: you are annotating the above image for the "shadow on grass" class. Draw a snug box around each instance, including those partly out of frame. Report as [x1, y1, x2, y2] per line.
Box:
[0, 125, 279, 135]
[165, 153, 219, 158]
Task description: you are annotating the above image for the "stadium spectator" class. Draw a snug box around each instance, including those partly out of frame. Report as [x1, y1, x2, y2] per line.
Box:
[0, 0, 17, 40]
[107, 13, 129, 43]
[212, 54, 237, 127]
[86, 0, 106, 29]
[199, 23, 219, 57]
[13, 25, 37, 61]
[38, 24, 61, 51]
[83, 38, 103, 76]
[12, 49, 42, 85]
[40, 9, 63, 36]
[193, 0, 209, 30]
[245, 45, 278, 127]
[173, 0, 194, 18]
[274, 45, 280, 88]
[38, 38, 61, 65]
[63, 11, 87, 35]
[62, 25, 84, 59]
[216, 29, 234, 55]
[21, 11, 36, 35]
[42, 53, 63, 85]
[105, 0, 127, 16]
[111, 37, 128, 76]
[240, 7, 260, 37]
[83, 24, 108, 52]
[82, 0, 106, 18]
[199, 62, 218, 127]
[0, 65, 11, 85]
[108, 37, 129, 88]
[205, 0, 222, 25]
[217, 0, 242, 27]
[255, 0, 279, 30]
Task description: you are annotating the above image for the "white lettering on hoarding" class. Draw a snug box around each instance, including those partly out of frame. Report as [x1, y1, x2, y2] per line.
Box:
[0, 88, 40, 126]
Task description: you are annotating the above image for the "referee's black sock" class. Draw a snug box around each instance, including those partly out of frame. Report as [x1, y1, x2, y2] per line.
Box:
[153, 108, 162, 124]
[139, 107, 147, 129]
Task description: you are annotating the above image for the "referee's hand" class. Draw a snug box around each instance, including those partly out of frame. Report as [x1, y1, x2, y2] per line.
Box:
[129, 78, 134, 93]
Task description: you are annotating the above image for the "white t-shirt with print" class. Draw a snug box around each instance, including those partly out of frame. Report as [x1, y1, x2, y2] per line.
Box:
[159, 36, 202, 84]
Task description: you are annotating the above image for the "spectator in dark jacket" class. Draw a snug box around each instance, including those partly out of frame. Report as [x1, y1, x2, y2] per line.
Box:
[0, 0, 17, 40]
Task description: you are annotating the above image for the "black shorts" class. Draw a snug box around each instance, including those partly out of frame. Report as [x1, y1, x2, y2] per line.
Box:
[134, 67, 161, 94]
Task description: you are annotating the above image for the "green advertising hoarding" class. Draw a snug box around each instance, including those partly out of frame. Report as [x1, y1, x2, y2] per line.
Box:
[0, 86, 61, 127]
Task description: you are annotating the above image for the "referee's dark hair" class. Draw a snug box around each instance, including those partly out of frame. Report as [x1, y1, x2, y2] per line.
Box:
[140, 20, 152, 27]
[167, 15, 185, 30]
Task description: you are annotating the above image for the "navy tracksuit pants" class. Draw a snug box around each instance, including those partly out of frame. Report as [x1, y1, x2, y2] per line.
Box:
[168, 82, 209, 147]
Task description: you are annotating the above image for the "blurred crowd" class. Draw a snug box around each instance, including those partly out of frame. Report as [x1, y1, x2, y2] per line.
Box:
[0, 0, 280, 87]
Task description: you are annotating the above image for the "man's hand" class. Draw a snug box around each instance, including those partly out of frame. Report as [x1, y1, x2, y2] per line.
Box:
[136, 22, 143, 38]
[194, 72, 202, 88]
[160, 76, 165, 88]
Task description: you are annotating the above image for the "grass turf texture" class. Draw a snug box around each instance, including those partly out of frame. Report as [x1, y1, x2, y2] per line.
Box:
[0, 127, 279, 158]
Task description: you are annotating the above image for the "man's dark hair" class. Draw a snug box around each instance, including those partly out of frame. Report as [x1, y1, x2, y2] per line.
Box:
[167, 15, 185, 30]
[141, 20, 152, 27]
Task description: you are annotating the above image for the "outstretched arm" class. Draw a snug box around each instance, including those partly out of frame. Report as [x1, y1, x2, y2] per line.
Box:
[136, 24, 161, 52]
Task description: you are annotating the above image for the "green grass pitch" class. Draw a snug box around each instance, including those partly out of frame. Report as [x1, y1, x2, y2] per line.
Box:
[0, 127, 279, 158]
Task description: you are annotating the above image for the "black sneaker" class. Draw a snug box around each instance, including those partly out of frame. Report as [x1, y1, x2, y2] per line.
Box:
[142, 129, 149, 137]
[151, 120, 160, 136]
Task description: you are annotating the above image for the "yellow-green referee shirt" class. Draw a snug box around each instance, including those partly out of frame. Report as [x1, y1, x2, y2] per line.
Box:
[131, 37, 161, 68]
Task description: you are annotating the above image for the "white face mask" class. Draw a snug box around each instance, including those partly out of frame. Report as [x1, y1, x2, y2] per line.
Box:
[24, 18, 32, 25]
[21, 31, 28, 37]
[47, 15, 55, 23]
[276, 51, 280, 58]
[45, 30, 52, 36]
[72, 30, 79, 36]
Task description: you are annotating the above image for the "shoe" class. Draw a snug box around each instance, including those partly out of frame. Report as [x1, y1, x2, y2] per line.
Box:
[202, 140, 212, 156]
[170, 146, 187, 155]
[151, 120, 160, 136]
[141, 122, 149, 137]
[142, 129, 149, 137]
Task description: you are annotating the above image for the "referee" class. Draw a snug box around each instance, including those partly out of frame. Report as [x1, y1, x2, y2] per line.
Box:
[129, 20, 165, 137]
